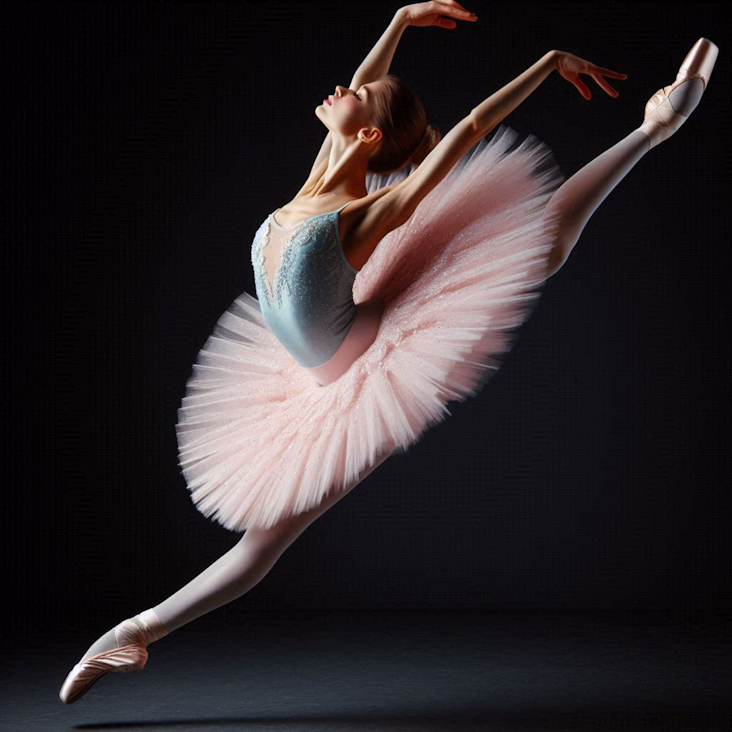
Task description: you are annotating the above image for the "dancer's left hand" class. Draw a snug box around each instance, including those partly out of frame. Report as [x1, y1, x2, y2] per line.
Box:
[554, 50, 628, 100]
[401, 1, 478, 29]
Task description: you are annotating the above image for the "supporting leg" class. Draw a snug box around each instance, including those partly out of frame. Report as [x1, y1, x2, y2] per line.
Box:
[79, 448, 394, 660]
[151, 453, 387, 633]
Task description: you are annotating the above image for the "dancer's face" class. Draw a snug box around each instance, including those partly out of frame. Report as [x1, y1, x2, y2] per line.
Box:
[316, 80, 384, 144]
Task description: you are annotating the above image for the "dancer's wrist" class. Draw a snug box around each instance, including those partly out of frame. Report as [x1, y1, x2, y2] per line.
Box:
[393, 7, 410, 28]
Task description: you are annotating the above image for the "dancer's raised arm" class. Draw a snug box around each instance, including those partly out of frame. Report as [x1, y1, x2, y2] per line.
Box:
[308, 2, 478, 178]
[351, 49, 627, 255]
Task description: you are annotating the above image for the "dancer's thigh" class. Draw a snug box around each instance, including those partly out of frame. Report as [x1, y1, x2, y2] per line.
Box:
[244, 446, 395, 549]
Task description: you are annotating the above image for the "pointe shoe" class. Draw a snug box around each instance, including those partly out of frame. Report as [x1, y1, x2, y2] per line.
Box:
[638, 37, 719, 149]
[59, 609, 169, 705]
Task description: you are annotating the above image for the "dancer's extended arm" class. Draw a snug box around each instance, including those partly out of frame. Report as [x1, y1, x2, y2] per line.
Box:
[308, 2, 478, 177]
[348, 49, 626, 257]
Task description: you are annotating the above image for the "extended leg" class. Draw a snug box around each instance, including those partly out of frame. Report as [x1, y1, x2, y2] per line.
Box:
[543, 77, 705, 278]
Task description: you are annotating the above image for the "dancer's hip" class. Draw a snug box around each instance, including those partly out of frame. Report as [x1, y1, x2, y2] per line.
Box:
[304, 299, 385, 387]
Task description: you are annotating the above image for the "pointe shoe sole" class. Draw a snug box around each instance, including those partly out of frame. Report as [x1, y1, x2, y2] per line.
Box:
[59, 643, 148, 704]
[639, 37, 719, 149]
[59, 642, 148, 704]
[59, 611, 168, 704]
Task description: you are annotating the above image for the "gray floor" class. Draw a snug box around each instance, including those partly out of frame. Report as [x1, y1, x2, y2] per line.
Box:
[5, 610, 731, 731]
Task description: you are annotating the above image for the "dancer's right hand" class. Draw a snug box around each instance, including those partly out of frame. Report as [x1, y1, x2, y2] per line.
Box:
[553, 50, 628, 100]
[401, 1, 478, 29]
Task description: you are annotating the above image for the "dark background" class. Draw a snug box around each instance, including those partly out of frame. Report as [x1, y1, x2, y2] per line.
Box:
[5, 1, 730, 643]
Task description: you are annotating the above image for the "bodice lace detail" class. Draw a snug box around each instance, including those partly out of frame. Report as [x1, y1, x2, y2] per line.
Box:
[251, 210, 357, 310]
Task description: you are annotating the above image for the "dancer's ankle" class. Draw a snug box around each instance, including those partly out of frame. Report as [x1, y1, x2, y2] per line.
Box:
[128, 608, 170, 644]
[79, 608, 169, 663]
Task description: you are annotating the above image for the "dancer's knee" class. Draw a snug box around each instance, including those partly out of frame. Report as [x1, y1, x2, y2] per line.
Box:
[237, 523, 295, 556]
[545, 244, 569, 279]
[241, 447, 394, 552]
[241, 504, 326, 555]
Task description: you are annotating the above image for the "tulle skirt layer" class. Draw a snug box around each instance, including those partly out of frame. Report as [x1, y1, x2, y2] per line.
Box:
[175, 124, 566, 532]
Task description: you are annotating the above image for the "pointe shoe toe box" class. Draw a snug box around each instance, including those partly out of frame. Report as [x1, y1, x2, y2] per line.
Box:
[639, 37, 719, 149]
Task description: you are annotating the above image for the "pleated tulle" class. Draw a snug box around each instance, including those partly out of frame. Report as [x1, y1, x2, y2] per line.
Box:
[175, 124, 566, 532]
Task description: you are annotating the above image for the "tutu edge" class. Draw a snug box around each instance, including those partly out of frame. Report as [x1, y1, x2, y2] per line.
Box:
[175, 124, 566, 532]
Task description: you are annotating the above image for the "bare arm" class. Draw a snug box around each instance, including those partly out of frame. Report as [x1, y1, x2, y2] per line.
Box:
[307, 8, 411, 178]
[471, 50, 558, 132]
[307, 2, 479, 178]
[346, 51, 558, 258]
[350, 48, 626, 260]
[400, 50, 560, 213]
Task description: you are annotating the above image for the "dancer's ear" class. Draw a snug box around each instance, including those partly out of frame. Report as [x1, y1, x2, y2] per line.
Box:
[357, 126, 382, 146]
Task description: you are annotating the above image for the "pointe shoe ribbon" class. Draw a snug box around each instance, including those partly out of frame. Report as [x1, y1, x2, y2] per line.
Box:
[115, 609, 169, 646]
[639, 37, 719, 149]
[59, 610, 169, 705]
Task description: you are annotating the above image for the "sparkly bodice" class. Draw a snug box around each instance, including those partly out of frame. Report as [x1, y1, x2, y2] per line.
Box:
[250, 202, 360, 369]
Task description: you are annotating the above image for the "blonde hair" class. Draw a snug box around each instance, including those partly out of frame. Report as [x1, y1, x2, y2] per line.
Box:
[367, 74, 441, 174]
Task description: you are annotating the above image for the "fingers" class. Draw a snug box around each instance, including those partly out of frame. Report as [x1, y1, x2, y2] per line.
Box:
[592, 73, 620, 97]
[591, 65, 628, 80]
[560, 54, 627, 100]
[582, 62, 627, 98]
[588, 64, 626, 97]
[572, 74, 592, 100]
[435, 0, 478, 21]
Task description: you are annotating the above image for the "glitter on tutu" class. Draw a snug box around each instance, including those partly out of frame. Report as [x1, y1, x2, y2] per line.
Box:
[175, 124, 566, 532]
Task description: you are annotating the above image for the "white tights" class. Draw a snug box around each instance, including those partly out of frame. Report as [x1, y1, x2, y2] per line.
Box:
[150, 447, 393, 633]
[80, 448, 394, 660]
[544, 77, 704, 278]
[80, 78, 704, 662]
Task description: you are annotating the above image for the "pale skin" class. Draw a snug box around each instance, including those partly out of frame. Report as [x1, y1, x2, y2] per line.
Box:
[68, 7, 700, 684]
[274, 0, 628, 279]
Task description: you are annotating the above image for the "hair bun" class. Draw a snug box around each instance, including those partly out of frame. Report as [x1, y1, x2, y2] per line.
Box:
[409, 123, 442, 166]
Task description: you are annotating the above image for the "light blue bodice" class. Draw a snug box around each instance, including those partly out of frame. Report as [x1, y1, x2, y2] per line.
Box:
[250, 203, 360, 368]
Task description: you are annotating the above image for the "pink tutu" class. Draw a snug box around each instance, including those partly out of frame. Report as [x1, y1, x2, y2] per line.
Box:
[175, 124, 565, 532]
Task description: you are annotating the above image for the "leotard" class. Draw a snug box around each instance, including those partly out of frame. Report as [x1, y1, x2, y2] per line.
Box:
[251, 201, 383, 385]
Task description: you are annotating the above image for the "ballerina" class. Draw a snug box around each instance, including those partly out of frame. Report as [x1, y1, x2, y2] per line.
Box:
[60, 0, 718, 705]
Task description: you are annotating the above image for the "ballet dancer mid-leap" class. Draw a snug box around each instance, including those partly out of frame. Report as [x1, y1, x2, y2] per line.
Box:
[60, 0, 718, 705]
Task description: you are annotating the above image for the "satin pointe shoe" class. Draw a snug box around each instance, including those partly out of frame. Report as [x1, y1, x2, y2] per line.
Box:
[59, 609, 169, 705]
[638, 37, 719, 150]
